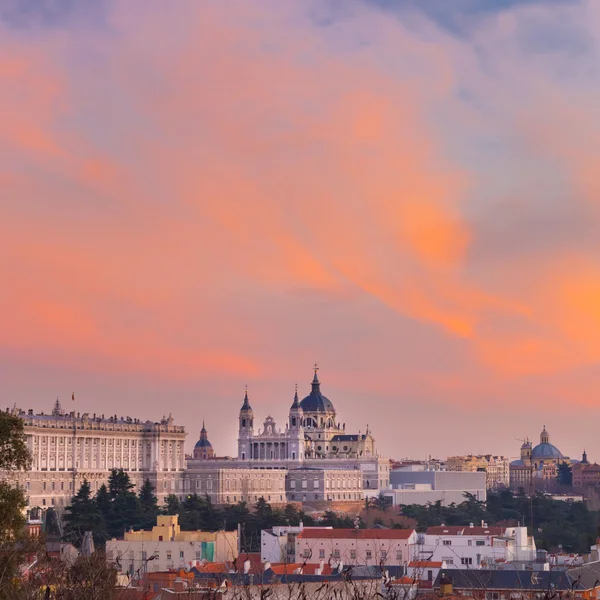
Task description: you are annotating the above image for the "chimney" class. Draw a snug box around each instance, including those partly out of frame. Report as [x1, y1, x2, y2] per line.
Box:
[244, 559, 251, 574]
[469, 523, 473, 528]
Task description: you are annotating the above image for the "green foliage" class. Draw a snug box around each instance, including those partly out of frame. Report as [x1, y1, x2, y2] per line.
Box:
[321, 509, 358, 528]
[103, 469, 141, 539]
[557, 462, 573, 486]
[138, 478, 159, 530]
[400, 490, 599, 554]
[0, 410, 31, 472]
[0, 481, 27, 541]
[164, 493, 181, 515]
[63, 480, 108, 547]
[0, 409, 33, 597]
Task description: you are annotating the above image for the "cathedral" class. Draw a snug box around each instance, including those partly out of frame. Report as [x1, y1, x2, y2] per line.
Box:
[237, 367, 376, 462]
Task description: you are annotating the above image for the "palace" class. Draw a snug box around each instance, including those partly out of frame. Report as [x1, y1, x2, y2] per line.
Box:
[2, 401, 186, 511]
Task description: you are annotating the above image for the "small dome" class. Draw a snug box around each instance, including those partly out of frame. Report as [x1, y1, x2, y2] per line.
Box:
[531, 443, 562, 459]
[194, 438, 213, 449]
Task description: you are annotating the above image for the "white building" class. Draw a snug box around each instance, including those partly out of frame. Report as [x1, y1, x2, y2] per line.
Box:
[417, 524, 536, 568]
[187, 369, 391, 503]
[2, 401, 186, 512]
[406, 560, 448, 585]
[106, 515, 237, 576]
[446, 455, 510, 489]
[286, 468, 363, 503]
[185, 467, 287, 505]
[378, 469, 486, 507]
[261, 525, 333, 564]
[295, 528, 417, 567]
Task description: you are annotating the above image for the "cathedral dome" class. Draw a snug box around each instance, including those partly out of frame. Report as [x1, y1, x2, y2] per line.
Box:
[531, 443, 562, 459]
[531, 426, 563, 460]
[299, 370, 335, 413]
[193, 421, 215, 459]
[194, 438, 213, 449]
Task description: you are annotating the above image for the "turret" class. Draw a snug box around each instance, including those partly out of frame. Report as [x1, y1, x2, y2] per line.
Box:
[289, 385, 304, 431]
[238, 388, 254, 461]
[239, 388, 254, 434]
[540, 426, 549, 445]
[521, 438, 532, 466]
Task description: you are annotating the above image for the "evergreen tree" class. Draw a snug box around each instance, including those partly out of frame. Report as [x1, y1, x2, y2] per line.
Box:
[95, 483, 111, 517]
[283, 503, 301, 525]
[138, 478, 159, 529]
[104, 469, 140, 538]
[164, 494, 181, 516]
[63, 480, 107, 546]
[108, 468, 135, 498]
[557, 462, 573, 486]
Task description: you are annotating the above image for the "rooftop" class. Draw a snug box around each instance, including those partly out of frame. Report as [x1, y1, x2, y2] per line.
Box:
[426, 526, 504, 536]
[297, 528, 415, 540]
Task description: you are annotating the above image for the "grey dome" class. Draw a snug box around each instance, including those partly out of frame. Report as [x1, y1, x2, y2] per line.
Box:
[194, 438, 212, 449]
[531, 443, 562, 459]
[299, 371, 335, 413]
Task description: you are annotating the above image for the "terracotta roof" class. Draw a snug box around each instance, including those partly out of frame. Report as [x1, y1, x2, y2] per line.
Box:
[426, 526, 504, 536]
[194, 562, 229, 574]
[409, 561, 443, 568]
[267, 563, 334, 576]
[268, 563, 304, 575]
[297, 528, 415, 540]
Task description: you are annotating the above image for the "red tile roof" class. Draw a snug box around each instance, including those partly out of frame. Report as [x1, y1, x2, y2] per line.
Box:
[297, 528, 415, 540]
[426, 526, 504, 536]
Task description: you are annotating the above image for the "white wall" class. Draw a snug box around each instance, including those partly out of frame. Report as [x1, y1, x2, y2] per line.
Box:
[417, 527, 534, 568]
[295, 533, 417, 567]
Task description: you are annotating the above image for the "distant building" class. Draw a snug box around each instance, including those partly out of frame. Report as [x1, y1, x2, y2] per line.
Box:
[573, 451, 600, 490]
[446, 455, 509, 489]
[184, 467, 287, 505]
[419, 524, 536, 568]
[192, 421, 214, 460]
[286, 468, 363, 503]
[261, 524, 332, 564]
[295, 528, 417, 567]
[186, 368, 391, 504]
[106, 515, 237, 576]
[509, 426, 574, 489]
[379, 469, 486, 507]
[1, 402, 186, 513]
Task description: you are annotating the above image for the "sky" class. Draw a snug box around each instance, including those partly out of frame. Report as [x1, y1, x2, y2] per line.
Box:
[2, 0, 600, 462]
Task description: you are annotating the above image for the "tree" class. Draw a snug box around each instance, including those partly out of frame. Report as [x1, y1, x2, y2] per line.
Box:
[164, 494, 181, 515]
[138, 478, 159, 529]
[104, 470, 139, 539]
[0, 409, 33, 597]
[108, 468, 134, 498]
[63, 480, 107, 547]
[557, 462, 573, 486]
[0, 410, 31, 472]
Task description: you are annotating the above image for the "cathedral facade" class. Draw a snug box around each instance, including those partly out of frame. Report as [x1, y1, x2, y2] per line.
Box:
[237, 369, 375, 463]
[185, 368, 390, 502]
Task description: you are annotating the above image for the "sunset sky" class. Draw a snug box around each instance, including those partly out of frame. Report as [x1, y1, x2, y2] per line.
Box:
[2, 0, 600, 462]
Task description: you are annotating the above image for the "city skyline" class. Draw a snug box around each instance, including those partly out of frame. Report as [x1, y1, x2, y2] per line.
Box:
[3, 0, 600, 461]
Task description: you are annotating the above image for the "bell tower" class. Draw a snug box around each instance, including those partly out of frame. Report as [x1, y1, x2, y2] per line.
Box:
[238, 387, 254, 461]
[288, 385, 304, 462]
